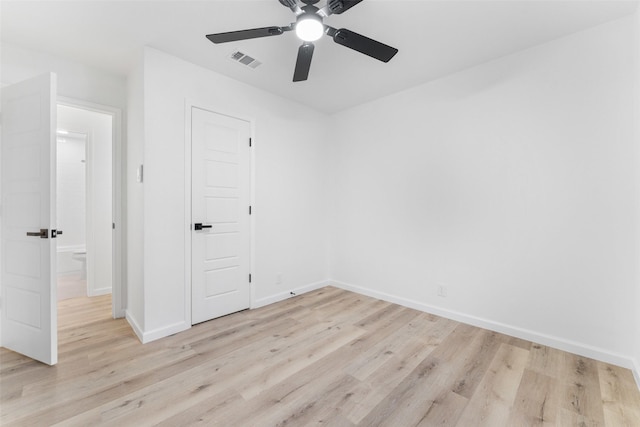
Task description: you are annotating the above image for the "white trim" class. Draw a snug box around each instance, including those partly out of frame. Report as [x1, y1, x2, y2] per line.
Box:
[85, 129, 96, 301]
[253, 280, 330, 309]
[125, 310, 144, 343]
[126, 310, 190, 344]
[183, 100, 193, 327]
[184, 99, 255, 326]
[57, 245, 86, 253]
[139, 321, 191, 344]
[57, 96, 124, 319]
[88, 287, 112, 297]
[249, 122, 256, 312]
[633, 358, 640, 391]
[331, 280, 637, 371]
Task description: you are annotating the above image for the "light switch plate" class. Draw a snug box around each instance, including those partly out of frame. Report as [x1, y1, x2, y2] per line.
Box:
[137, 165, 144, 183]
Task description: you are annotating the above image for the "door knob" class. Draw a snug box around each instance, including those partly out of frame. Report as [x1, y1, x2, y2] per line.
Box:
[194, 223, 213, 231]
[26, 229, 48, 239]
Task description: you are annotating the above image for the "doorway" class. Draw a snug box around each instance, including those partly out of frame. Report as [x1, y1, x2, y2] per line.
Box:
[56, 99, 124, 319]
[1, 74, 123, 365]
[56, 129, 88, 299]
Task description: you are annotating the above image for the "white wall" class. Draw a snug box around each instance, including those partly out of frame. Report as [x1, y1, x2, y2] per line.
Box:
[1, 43, 126, 110]
[125, 52, 145, 335]
[329, 16, 638, 368]
[127, 47, 329, 341]
[56, 135, 86, 252]
[56, 134, 86, 274]
[57, 105, 113, 296]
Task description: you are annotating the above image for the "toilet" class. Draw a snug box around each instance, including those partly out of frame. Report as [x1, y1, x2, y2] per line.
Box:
[72, 250, 87, 279]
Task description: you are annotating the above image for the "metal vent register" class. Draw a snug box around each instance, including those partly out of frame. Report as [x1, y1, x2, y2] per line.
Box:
[229, 51, 262, 69]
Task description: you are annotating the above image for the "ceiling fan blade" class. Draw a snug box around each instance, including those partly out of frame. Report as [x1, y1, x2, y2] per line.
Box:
[293, 43, 315, 82]
[206, 26, 286, 44]
[328, 0, 364, 15]
[331, 28, 398, 62]
[279, 0, 301, 13]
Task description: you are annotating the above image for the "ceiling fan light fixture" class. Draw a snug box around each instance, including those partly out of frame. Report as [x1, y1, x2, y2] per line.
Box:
[206, 0, 398, 82]
[296, 14, 324, 42]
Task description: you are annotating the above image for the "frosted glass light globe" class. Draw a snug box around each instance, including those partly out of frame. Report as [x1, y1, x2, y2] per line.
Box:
[296, 17, 323, 42]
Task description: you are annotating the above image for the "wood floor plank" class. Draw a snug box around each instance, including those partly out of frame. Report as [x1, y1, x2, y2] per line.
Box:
[415, 390, 469, 427]
[342, 317, 459, 424]
[507, 369, 559, 426]
[597, 362, 640, 426]
[357, 323, 482, 427]
[2, 287, 639, 426]
[456, 343, 530, 426]
[559, 353, 607, 425]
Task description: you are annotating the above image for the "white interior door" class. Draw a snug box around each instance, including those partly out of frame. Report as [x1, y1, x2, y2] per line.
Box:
[191, 107, 251, 325]
[1, 73, 58, 365]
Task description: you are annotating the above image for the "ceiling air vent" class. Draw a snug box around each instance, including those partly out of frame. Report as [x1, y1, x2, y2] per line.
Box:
[229, 50, 262, 69]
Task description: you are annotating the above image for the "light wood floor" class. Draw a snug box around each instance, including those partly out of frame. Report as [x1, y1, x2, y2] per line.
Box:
[1, 287, 639, 426]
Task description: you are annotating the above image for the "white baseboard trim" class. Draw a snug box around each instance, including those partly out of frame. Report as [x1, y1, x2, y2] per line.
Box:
[140, 321, 191, 344]
[633, 359, 640, 391]
[125, 311, 190, 344]
[125, 310, 144, 343]
[88, 287, 112, 297]
[252, 280, 330, 309]
[331, 280, 636, 372]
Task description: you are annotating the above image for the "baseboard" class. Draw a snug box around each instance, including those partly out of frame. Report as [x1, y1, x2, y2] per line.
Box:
[252, 280, 330, 309]
[633, 358, 640, 391]
[88, 287, 112, 297]
[331, 280, 636, 371]
[140, 321, 191, 344]
[125, 310, 144, 343]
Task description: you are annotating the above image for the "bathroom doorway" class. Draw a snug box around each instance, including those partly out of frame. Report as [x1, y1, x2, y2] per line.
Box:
[56, 129, 90, 299]
[56, 101, 123, 318]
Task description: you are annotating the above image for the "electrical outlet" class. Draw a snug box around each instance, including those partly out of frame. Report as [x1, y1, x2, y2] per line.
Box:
[276, 273, 283, 284]
[437, 284, 448, 298]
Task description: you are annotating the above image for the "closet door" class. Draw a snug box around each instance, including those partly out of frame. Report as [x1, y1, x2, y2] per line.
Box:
[191, 107, 251, 325]
[1, 73, 58, 365]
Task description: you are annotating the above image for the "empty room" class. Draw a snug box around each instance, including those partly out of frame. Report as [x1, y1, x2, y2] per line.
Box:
[1, 0, 640, 425]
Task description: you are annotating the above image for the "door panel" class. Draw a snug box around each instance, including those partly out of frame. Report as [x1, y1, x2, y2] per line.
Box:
[1, 73, 57, 365]
[191, 107, 251, 325]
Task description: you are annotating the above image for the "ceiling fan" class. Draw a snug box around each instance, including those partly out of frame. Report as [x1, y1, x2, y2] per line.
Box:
[206, 0, 399, 82]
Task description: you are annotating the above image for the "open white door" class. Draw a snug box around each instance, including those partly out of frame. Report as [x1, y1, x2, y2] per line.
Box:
[191, 107, 251, 324]
[1, 73, 58, 365]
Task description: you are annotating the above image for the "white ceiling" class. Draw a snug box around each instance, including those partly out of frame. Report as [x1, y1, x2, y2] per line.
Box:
[2, 0, 638, 113]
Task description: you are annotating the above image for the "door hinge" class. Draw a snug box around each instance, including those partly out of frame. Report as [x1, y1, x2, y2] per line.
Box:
[249, 274, 252, 283]
[249, 138, 252, 147]
[249, 206, 252, 215]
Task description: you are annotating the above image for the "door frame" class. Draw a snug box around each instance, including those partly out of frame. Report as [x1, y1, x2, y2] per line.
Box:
[184, 100, 255, 325]
[58, 96, 124, 319]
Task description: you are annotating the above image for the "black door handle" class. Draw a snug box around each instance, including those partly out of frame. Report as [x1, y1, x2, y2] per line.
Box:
[26, 229, 48, 239]
[194, 223, 213, 231]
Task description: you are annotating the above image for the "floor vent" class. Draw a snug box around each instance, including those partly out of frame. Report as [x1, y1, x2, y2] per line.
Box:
[229, 51, 262, 69]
